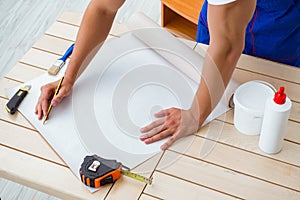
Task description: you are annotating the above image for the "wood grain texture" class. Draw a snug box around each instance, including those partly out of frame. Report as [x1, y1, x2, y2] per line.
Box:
[158, 150, 300, 199]
[0, 146, 110, 200]
[139, 194, 161, 200]
[6, 63, 46, 83]
[197, 121, 300, 167]
[0, 178, 59, 200]
[0, 120, 65, 166]
[0, 98, 34, 130]
[46, 21, 79, 41]
[106, 152, 163, 200]
[217, 109, 300, 144]
[170, 135, 300, 191]
[195, 43, 300, 85]
[0, 78, 21, 98]
[19, 48, 60, 70]
[233, 69, 300, 102]
[162, 0, 203, 24]
[144, 172, 235, 200]
[33, 34, 74, 56]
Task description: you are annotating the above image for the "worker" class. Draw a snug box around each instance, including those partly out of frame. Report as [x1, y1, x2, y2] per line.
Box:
[35, 0, 294, 151]
[197, 0, 300, 67]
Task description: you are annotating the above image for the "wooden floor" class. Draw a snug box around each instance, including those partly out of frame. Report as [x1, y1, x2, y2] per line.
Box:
[0, 178, 59, 200]
[1, 11, 300, 200]
[0, 0, 160, 79]
[0, 0, 90, 79]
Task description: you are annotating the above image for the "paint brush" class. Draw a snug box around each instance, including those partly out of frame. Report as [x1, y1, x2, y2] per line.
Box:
[48, 43, 74, 75]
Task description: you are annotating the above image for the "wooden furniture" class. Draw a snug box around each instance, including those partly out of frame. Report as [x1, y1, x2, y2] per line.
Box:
[161, 0, 204, 40]
[1, 11, 300, 200]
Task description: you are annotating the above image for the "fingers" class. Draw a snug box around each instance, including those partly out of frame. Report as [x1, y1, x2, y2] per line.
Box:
[142, 127, 178, 150]
[35, 85, 52, 120]
[143, 129, 173, 144]
[35, 103, 43, 120]
[154, 109, 169, 118]
[161, 135, 177, 150]
[35, 78, 74, 120]
[41, 99, 49, 117]
[140, 119, 166, 141]
[140, 118, 165, 133]
[51, 87, 67, 106]
[140, 108, 183, 149]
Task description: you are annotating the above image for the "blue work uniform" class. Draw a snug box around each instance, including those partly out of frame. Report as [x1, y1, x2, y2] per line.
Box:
[197, 0, 300, 67]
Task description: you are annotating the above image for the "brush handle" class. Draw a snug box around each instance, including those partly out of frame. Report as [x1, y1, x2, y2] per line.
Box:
[59, 43, 74, 62]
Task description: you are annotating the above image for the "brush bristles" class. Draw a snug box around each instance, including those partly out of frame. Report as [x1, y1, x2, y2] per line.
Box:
[48, 60, 64, 75]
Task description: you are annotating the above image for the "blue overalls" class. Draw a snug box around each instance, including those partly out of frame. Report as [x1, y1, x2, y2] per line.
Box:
[197, 0, 300, 68]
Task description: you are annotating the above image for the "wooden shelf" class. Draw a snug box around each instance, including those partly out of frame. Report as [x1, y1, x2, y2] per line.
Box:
[164, 15, 198, 40]
[162, 0, 204, 40]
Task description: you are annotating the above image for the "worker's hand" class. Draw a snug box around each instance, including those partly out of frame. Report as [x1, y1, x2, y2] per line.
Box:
[35, 78, 73, 120]
[140, 108, 200, 150]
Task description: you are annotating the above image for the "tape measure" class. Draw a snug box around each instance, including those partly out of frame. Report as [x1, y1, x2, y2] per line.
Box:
[6, 85, 31, 114]
[80, 155, 152, 188]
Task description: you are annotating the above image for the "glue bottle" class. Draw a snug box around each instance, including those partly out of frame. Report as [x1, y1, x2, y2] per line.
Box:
[259, 86, 292, 154]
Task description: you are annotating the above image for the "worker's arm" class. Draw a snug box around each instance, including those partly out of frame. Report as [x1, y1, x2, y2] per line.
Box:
[141, 0, 256, 150]
[35, 0, 125, 119]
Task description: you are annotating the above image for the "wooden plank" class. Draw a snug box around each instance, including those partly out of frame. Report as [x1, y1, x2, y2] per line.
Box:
[170, 134, 300, 191]
[33, 34, 74, 56]
[139, 194, 160, 200]
[291, 102, 300, 122]
[196, 44, 300, 102]
[144, 171, 235, 200]
[217, 110, 300, 144]
[0, 120, 65, 166]
[162, 0, 203, 25]
[0, 78, 36, 130]
[47, 18, 127, 42]
[233, 68, 300, 102]
[33, 34, 117, 56]
[57, 11, 82, 27]
[57, 10, 130, 37]
[106, 152, 163, 200]
[199, 120, 300, 167]
[20, 48, 60, 70]
[0, 78, 21, 98]
[46, 21, 79, 41]
[195, 43, 300, 84]
[0, 146, 110, 200]
[158, 150, 300, 199]
[0, 98, 35, 130]
[237, 54, 300, 85]
[5, 63, 46, 83]
[165, 16, 198, 40]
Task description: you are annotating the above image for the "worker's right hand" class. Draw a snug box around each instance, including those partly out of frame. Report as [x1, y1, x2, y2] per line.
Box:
[35, 78, 73, 120]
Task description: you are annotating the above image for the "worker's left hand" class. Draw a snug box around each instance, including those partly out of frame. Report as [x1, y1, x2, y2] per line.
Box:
[140, 108, 200, 150]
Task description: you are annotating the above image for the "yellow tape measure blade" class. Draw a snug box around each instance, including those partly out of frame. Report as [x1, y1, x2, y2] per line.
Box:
[121, 170, 153, 185]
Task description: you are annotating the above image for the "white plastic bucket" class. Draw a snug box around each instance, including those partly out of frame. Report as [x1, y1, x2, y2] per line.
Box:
[233, 80, 275, 135]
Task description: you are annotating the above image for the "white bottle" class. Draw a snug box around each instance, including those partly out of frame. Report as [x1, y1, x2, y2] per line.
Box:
[259, 86, 292, 154]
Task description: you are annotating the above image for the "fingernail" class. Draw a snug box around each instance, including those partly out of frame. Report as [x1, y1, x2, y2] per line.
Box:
[145, 138, 152, 144]
[140, 135, 146, 140]
[161, 145, 166, 150]
[51, 101, 56, 106]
